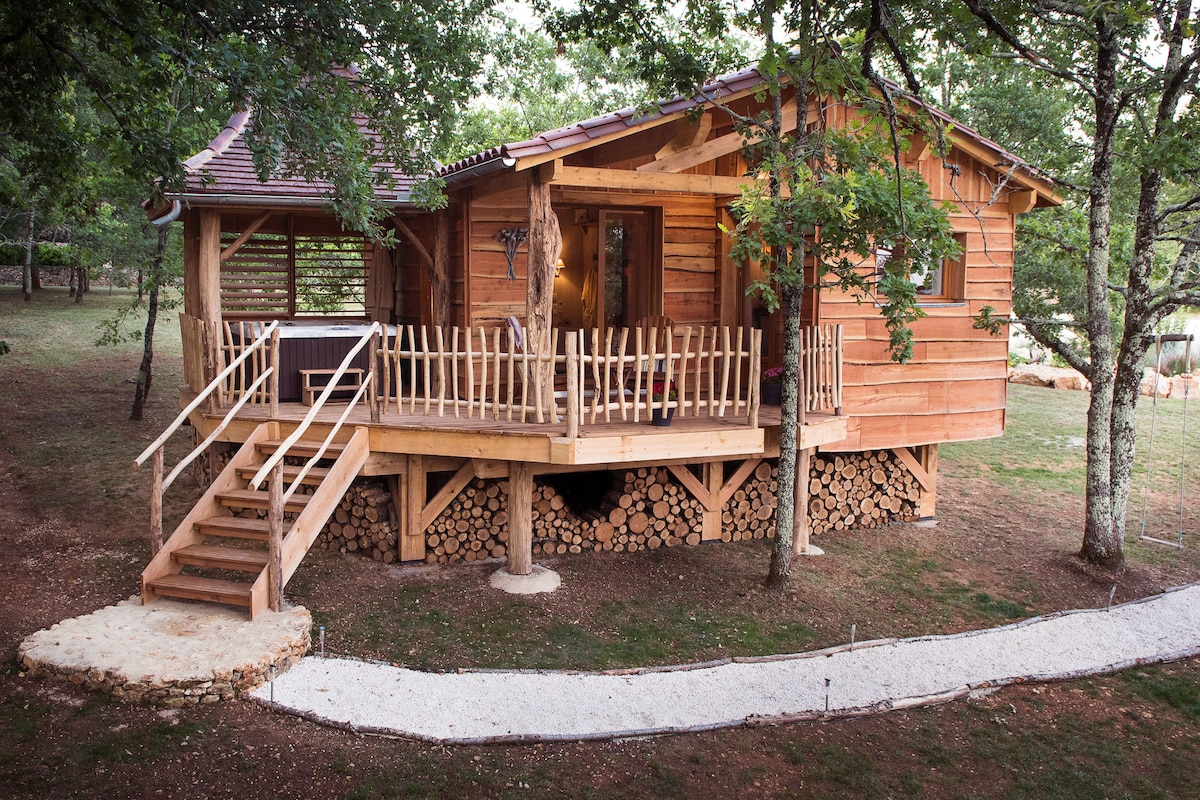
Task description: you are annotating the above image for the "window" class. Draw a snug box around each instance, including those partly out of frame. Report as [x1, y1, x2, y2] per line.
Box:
[875, 233, 966, 304]
[220, 228, 372, 318]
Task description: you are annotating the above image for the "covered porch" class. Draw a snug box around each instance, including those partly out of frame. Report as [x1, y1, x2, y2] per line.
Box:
[178, 317, 847, 568]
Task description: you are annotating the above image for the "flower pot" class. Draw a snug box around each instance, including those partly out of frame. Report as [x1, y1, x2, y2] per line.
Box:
[760, 382, 782, 406]
[651, 406, 675, 427]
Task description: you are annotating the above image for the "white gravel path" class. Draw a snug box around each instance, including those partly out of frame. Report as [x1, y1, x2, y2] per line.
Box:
[250, 583, 1200, 743]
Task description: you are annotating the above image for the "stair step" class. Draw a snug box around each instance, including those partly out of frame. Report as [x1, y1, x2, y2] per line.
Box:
[257, 439, 346, 459]
[235, 463, 331, 485]
[147, 574, 253, 607]
[217, 489, 311, 512]
[173, 544, 269, 572]
[194, 516, 275, 540]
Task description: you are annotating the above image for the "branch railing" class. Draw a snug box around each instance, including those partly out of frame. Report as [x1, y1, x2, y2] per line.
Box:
[248, 322, 380, 493]
[801, 323, 843, 415]
[134, 320, 280, 555]
[378, 324, 770, 429]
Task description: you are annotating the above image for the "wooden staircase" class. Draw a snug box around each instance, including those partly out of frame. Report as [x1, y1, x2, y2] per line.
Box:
[140, 423, 370, 618]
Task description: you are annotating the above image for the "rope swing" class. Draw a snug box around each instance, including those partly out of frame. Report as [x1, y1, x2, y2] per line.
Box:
[1139, 333, 1193, 548]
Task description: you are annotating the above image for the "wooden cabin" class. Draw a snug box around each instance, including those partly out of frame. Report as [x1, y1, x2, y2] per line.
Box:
[140, 66, 1058, 617]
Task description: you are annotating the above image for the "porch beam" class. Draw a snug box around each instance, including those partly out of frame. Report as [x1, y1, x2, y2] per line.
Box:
[552, 166, 757, 196]
[432, 214, 451, 332]
[890, 446, 931, 491]
[219, 210, 272, 263]
[640, 102, 805, 174]
[718, 458, 763, 506]
[394, 218, 434, 268]
[419, 460, 476, 531]
[919, 444, 938, 519]
[652, 115, 712, 161]
[1008, 190, 1038, 215]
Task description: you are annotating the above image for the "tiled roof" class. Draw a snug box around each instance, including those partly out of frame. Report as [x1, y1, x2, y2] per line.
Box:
[177, 109, 418, 206]
[439, 64, 1056, 193]
[438, 64, 766, 181]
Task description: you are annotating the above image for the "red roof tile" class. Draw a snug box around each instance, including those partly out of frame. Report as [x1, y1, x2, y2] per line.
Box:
[176, 109, 419, 206]
[439, 63, 1056, 193]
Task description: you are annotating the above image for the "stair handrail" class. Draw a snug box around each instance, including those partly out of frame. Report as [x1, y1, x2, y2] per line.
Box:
[248, 322, 380, 491]
[161, 368, 273, 492]
[134, 321, 278, 556]
[134, 320, 279, 468]
[280, 371, 374, 505]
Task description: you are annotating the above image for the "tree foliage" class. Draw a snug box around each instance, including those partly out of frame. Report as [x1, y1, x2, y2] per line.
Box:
[0, 0, 497, 233]
[933, 0, 1200, 568]
[543, 0, 959, 587]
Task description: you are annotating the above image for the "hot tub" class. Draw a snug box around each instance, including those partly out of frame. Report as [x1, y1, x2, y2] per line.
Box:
[272, 323, 382, 402]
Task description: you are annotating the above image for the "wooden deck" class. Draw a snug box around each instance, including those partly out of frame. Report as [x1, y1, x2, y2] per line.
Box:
[191, 398, 847, 470]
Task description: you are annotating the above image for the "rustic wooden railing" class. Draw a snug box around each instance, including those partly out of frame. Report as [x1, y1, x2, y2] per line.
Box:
[135, 321, 280, 555]
[802, 324, 843, 415]
[248, 322, 380, 493]
[378, 325, 767, 431]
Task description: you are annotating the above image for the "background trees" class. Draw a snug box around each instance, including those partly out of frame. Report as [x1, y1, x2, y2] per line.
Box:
[935, 1, 1200, 569]
[543, 0, 959, 585]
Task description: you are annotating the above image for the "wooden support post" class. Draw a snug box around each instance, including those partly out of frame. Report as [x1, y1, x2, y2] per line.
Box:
[149, 448, 164, 556]
[701, 461, 723, 542]
[918, 444, 939, 519]
[400, 455, 426, 562]
[369, 328, 381, 423]
[267, 462, 284, 612]
[565, 332, 579, 439]
[527, 174, 561, 408]
[508, 461, 534, 575]
[203, 322, 220, 415]
[269, 328, 280, 419]
[792, 447, 812, 556]
[432, 214, 451, 333]
[197, 209, 222, 329]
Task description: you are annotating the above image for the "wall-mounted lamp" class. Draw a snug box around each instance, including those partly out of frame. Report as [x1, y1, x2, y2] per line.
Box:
[554, 258, 565, 279]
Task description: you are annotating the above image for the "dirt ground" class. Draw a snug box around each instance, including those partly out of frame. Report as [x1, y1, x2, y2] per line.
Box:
[1, 335, 1198, 797]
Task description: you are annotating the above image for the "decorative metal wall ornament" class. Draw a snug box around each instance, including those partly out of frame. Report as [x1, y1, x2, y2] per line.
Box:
[494, 227, 528, 280]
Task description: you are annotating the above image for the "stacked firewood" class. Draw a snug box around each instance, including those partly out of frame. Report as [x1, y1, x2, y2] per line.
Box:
[423, 478, 510, 564]
[317, 480, 398, 562]
[721, 460, 778, 542]
[808, 451, 918, 533]
[535, 467, 709, 555]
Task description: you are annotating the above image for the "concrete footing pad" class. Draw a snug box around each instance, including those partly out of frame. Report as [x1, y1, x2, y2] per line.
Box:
[18, 596, 310, 705]
[489, 565, 561, 594]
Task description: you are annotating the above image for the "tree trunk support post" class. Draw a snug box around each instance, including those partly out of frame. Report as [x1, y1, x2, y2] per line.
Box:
[400, 455, 427, 562]
[527, 173, 562, 410]
[508, 461, 534, 575]
[918, 444, 938, 519]
[701, 461, 723, 542]
[149, 448, 164, 557]
[267, 461, 285, 613]
[369, 328, 381, 424]
[792, 447, 813, 556]
[269, 328, 280, 419]
[565, 332, 580, 439]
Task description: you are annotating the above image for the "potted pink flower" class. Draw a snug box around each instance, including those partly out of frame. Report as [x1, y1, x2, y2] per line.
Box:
[761, 366, 784, 406]
[651, 380, 676, 426]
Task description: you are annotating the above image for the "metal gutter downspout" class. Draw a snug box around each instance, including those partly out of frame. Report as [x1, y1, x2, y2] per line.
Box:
[150, 199, 182, 227]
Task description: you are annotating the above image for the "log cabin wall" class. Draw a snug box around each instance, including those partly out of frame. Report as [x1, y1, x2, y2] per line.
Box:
[815, 105, 1017, 452]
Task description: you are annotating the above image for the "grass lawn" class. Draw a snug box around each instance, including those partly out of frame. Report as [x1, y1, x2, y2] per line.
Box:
[0, 285, 1197, 799]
